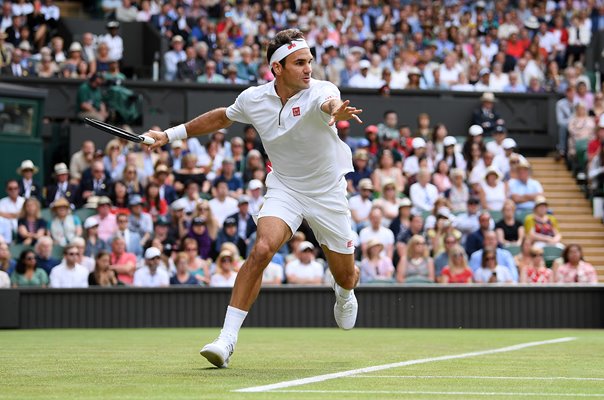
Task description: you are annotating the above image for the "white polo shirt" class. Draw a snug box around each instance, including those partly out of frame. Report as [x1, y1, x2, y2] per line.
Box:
[133, 266, 170, 287]
[226, 79, 353, 196]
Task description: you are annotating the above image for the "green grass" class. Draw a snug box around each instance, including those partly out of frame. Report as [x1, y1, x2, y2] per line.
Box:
[0, 329, 603, 399]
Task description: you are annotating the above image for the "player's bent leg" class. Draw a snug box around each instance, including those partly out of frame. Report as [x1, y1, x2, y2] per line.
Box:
[322, 246, 359, 330]
[200, 216, 291, 368]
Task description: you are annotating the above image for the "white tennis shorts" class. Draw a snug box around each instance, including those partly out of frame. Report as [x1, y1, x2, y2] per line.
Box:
[257, 174, 355, 254]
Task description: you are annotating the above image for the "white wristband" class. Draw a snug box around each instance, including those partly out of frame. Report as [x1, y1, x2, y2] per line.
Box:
[165, 124, 187, 142]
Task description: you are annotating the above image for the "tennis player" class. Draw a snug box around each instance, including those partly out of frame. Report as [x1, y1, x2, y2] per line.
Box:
[145, 29, 363, 368]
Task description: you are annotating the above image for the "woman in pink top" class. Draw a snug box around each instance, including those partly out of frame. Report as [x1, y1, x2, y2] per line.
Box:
[555, 244, 598, 284]
[359, 239, 394, 283]
[520, 245, 553, 284]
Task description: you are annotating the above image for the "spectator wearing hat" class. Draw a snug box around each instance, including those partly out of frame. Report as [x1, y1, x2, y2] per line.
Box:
[0, 179, 25, 231]
[45, 163, 78, 208]
[15, 160, 41, 202]
[472, 92, 502, 136]
[49, 244, 89, 288]
[94, 196, 118, 242]
[508, 160, 544, 211]
[462, 125, 486, 169]
[246, 179, 265, 216]
[349, 59, 381, 88]
[284, 241, 324, 284]
[77, 73, 108, 122]
[127, 195, 153, 246]
[210, 249, 238, 287]
[346, 149, 373, 195]
[348, 178, 374, 233]
[49, 197, 82, 247]
[133, 247, 170, 287]
[164, 34, 186, 81]
[16, 197, 47, 246]
[83, 217, 109, 258]
[215, 216, 246, 258]
[359, 238, 394, 283]
[99, 20, 123, 62]
[436, 136, 467, 172]
[494, 138, 526, 179]
[477, 166, 508, 212]
[486, 124, 508, 158]
[523, 196, 563, 249]
[388, 197, 412, 240]
[109, 236, 136, 285]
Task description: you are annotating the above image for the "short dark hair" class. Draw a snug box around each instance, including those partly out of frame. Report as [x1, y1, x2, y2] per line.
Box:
[383, 110, 396, 118]
[266, 29, 305, 71]
[5, 179, 17, 188]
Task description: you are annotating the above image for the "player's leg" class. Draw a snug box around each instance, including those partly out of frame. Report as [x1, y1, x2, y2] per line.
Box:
[322, 246, 359, 330]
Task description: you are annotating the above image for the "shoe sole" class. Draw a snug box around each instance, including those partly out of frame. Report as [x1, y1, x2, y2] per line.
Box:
[200, 347, 228, 368]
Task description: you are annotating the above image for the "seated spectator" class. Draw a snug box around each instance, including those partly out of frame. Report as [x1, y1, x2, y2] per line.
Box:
[209, 179, 239, 226]
[133, 247, 170, 287]
[0, 216, 10, 245]
[0, 241, 16, 275]
[472, 92, 502, 136]
[192, 200, 219, 240]
[210, 249, 238, 287]
[99, 21, 123, 62]
[359, 207, 395, 260]
[215, 158, 244, 199]
[452, 197, 481, 239]
[113, 212, 142, 257]
[127, 195, 153, 247]
[473, 247, 514, 284]
[173, 154, 207, 194]
[372, 179, 401, 227]
[396, 234, 434, 283]
[346, 149, 373, 195]
[16, 159, 43, 201]
[197, 60, 226, 83]
[439, 245, 473, 284]
[103, 140, 126, 183]
[109, 236, 136, 285]
[587, 141, 604, 195]
[508, 160, 544, 211]
[469, 231, 518, 282]
[177, 45, 203, 82]
[437, 136, 467, 173]
[388, 198, 412, 241]
[227, 196, 256, 254]
[90, 196, 117, 243]
[465, 211, 492, 257]
[88, 251, 119, 287]
[486, 124, 508, 158]
[285, 241, 324, 284]
[34, 236, 60, 275]
[182, 237, 210, 285]
[445, 169, 470, 213]
[121, 164, 143, 196]
[69, 141, 95, 185]
[187, 217, 212, 261]
[10, 249, 48, 288]
[496, 199, 525, 246]
[262, 254, 285, 285]
[215, 216, 246, 258]
[142, 182, 168, 221]
[555, 244, 598, 284]
[17, 197, 47, 246]
[432, 159, 452, 194]
[76, 73, 108, 122]
[78, 162, 113, 205]
[171, 251, 199, 285]
[567, 102, 595, 163]
[520, 245, 553, 284]
[404, 138, 433, 179]
[349, 178, 374, 233]
[524, 196, 563, 248]
[372, 150, 405, 195]
[72, 237, 95, 273]
[45, 163, 78, 208]
[477, 166, 507, 212]
[359, 238, 395, 283]
[514, 237, 534, 277]
[409, 168, 438, 214]
[424, 197, 451, 230]
[0, 179, 25, 232]
[246, 179, 265, 216]
[434, 233, 460, 279]
[0, 268, 8, 288]
[49, 244, 89, 288]
[49, 198, 82, 247]
[427, 209, 461, 257]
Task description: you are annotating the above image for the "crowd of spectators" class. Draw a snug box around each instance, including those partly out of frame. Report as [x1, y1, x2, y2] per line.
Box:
[0, 99, 599, 288]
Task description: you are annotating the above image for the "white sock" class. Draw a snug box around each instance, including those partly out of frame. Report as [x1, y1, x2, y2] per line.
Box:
[335, 284, 352, 299]
[220, 306, 248, 340]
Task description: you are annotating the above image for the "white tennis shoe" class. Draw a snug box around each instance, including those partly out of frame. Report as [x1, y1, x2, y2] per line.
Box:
[332, 282, 358, 330]
[200, 336, 236, 368]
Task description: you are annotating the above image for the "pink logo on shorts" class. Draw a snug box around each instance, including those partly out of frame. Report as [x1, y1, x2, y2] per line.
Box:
[292, 107, 301, 117]
[346, 240, 353, 248]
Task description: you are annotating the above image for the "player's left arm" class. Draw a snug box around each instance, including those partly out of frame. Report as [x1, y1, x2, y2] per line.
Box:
[321, 99, 363, 126]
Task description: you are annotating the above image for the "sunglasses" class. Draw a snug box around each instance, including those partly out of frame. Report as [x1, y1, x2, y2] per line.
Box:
[485, 256, 496, 261]
[530, 253, 543, 257]
[25, 256, 36, 260]
[7, 186, 19, 190]
[66, 252, 79, 256]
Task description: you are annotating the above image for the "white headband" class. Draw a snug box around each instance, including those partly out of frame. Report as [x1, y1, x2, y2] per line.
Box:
[269, 39, 309, 66]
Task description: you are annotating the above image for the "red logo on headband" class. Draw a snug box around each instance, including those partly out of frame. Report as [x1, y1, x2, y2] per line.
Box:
[292, 107, 300, 116]
[287, 43, 297, 50]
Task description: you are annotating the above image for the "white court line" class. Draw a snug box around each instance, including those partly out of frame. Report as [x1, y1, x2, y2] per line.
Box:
[269, 390, 604, 397]
[350, 375, 604, 381]
[234, 336, 576, 393]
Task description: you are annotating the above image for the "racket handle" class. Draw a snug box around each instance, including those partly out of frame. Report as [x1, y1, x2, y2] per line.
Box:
[140, 135, 155, 145]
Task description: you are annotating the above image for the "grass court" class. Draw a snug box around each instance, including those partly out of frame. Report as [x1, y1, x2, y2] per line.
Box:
[1, 328, 603, 399]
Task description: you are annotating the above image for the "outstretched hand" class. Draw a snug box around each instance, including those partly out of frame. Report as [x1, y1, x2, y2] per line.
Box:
[328, 100, 363, 126]
[142, 130, 169, 151]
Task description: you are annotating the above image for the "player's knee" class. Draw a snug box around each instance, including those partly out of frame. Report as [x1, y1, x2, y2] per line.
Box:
[250, 238, 277, 265]
[334, 266, 359, 290]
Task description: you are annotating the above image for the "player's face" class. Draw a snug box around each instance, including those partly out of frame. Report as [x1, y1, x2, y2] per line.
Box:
[278, 48, 313, 93]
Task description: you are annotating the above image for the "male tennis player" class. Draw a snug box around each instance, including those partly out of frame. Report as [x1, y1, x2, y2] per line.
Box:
[145, 29, 363, 368]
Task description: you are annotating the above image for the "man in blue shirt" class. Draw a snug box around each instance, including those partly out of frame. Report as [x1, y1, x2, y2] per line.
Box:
[468, 230, 518, 282]
[508, 160, 544, 211]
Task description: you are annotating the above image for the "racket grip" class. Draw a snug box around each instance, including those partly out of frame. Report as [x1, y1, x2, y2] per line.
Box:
[140, 136, 155, 145]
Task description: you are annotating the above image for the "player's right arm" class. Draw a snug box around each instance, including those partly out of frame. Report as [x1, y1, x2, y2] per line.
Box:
[145, 107, 234, 150]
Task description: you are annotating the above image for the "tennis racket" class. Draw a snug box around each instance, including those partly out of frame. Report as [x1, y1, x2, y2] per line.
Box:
[84, 118, 156, 145]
